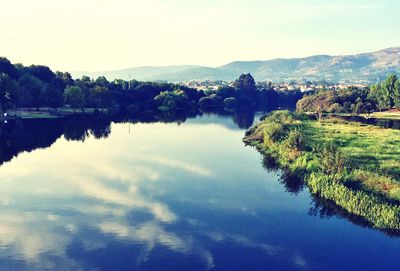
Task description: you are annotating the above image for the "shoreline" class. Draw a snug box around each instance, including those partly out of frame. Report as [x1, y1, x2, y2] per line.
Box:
[4, 107, 400, 121]
[244, 111, 400, 230]
[304, 110, 400, 121]
[0, 107, 109, 120]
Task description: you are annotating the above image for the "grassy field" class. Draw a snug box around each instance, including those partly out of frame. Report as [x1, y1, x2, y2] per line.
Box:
[303, 118, 400, 201]
[304, 118, 400, 178]
[244, 111, 400, 229]
[319, 110, 400, 120]
[370, 111, 400, 120]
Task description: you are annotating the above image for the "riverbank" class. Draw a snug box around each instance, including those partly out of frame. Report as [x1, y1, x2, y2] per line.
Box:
[244, 111, 400, 230]
[1, 107, 108, 120]
[370, 110, 400, 120]
[310, 110, 400, 121]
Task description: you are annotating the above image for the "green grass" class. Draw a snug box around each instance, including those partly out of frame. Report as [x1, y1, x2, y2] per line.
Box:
[6, 111, 60, 119]
[320, 111, 400, 120]
[3, 107, 105, 120]
[304, 118, 400, 178]
[302, 118, 400, 201]
[370, 111, 400, 120]
[244, 111, 400, 230]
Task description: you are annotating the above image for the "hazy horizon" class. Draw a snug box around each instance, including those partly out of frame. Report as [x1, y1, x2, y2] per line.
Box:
[3, 45, 400, 74]
[1, 0, 400, 72]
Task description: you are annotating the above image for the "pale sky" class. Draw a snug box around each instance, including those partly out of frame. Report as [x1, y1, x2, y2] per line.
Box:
[1, 0, 400, 72]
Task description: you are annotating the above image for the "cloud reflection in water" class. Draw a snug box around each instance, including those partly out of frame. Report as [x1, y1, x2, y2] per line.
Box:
[0, 120, 308, 270]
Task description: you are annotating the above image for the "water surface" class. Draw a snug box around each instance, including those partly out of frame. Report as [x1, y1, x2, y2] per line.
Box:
[0, 113, 399, 270]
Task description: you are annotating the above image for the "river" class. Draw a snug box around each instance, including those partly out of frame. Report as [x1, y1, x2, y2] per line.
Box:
[0, 112, 398, 270]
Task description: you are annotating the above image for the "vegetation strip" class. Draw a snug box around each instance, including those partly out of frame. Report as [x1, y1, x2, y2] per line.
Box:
[244, 111, 400, 230]
[0, 57, 302, 120]
[297, 74, 400, 119]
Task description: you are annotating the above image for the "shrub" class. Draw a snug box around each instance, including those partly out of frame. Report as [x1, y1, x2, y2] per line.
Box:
[198, 94, 223, 109]
[154, 89, 189, 111]
[328, 103, 342, 113]
[263, 122, 288, 143]
[223, 97, 237, 109]
[316, 142, 348, 182]
[307, 172, 400, 229]
[265, 110, 294, 124]
[283, 128, 305, 151]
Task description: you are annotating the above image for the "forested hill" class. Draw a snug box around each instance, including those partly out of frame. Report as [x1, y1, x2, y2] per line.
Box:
[72, 47, 400, 83]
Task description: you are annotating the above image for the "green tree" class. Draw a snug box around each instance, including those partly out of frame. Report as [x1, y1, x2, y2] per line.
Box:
[233, 73, 257, 102]
[56, 71, 74, 86]
[380, 74, 398, 109]
[95, 76, 110, 88]
[0, 57, 18, 78]
[217, 86, 236, 99]
[40, 83, 63, 108]
[89, 85, 112, 109]
[154, 89, 189, 111]
[198, 94, 223, 109]
[369, 84, 385, 111]
[0, 73, 17, 111]
[17, 74, 43, 108]
[64, 86, 86, 111]
[27, 65, 55, 83]
[354, 100, 374, 117]
[392, 77, 400, 109]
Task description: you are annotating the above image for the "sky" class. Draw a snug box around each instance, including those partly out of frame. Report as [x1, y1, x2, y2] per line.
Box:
[1, 0, 400, 72]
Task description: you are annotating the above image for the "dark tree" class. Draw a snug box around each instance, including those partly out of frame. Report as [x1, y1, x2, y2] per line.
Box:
[0, 57, 18, 79]
[56, 71, 74, 86]
[26, 65, 56, 83]
[0, 73, 17, 110]
[233, 73, 257, 102]
[64, 86, 86, 111]
[40, 83, 64, 108]
[17, 74, 43, 108]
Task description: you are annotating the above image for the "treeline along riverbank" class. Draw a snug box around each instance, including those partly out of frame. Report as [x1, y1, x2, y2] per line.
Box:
[0, 57, 302, 119]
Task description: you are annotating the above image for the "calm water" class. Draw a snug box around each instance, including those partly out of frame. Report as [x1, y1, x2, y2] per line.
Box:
[0, 113, 399, 271]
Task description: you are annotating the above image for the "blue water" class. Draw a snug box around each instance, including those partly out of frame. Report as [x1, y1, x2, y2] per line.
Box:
[0, 113, 399, 270]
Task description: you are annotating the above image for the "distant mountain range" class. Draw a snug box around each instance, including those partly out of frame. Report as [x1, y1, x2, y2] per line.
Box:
[72, 47, 400, 83]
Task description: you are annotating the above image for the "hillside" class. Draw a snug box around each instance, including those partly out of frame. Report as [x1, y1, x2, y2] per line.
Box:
[72, 65, 202, 82]
[72, 47, 400, 83]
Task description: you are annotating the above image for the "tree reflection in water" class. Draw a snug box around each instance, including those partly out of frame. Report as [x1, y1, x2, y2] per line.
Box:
[0, 108, 262, 166]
